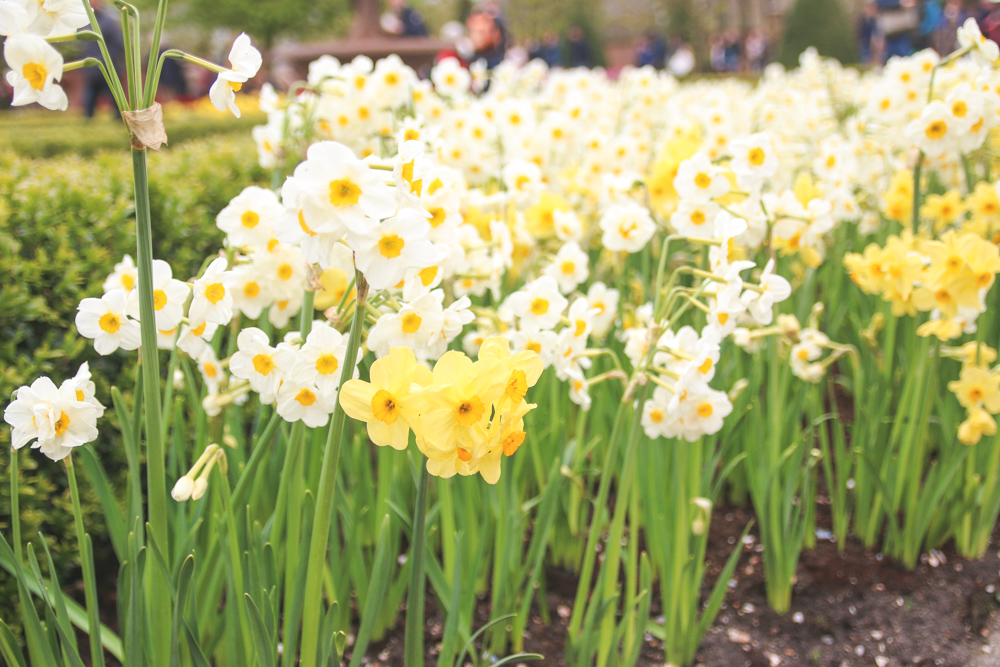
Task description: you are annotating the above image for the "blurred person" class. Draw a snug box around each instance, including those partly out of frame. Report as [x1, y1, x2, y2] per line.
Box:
[81, 0, 124, 118]
[467, 10, 505, 69]
[381, 0, 428, 36]
[876, 0, 919, 62]
[531, 32, 562, 67]
[566, 25, 592, 68]
[916, 0, 943, 51]
[858, 1, 880, 64]
[155, 41, 188, 104]
[436, 20, 474, 65]
[745, 28, 768, 71]
[710, 34, 726, 71]
[636, 30, 667, 69]
[723, 29, 742, 71]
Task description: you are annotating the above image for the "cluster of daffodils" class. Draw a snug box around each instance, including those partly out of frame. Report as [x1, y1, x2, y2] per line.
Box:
[339, 338, 540, 483]
[845, 230, 1000, 340]
[944, 342, 1000, 444]
[3, 363, 103, 461]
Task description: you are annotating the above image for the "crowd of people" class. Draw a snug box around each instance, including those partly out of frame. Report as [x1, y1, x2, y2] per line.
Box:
[859, 0, 1000, 64]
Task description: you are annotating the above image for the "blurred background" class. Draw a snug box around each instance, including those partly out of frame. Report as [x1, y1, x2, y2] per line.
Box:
[4, 0, 999, 115]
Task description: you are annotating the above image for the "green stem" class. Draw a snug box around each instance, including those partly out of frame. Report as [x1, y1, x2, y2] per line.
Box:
[567, 397, 628, 640]
[142, 0, 170, 107]
[66, 457, 104, 667]
[80, 0, 129, 109]
[10, 449, 20, 567]
[405, 461, 430, 667]
[299, 272, 369, 666]
[130, 148, 171, 667]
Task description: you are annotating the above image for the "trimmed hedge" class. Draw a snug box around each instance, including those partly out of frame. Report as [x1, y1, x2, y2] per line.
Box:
[0, 133, 266, 636]
[778, 0, 858, 68]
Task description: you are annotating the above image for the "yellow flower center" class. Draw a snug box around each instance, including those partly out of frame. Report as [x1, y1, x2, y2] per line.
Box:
[54, 411, 70, 436]
[243, 281, 260, 298]
[312, 354, 337, 375]
[76, 390, 85, 401]
[429, 208, 446, 228]
[277, 263, 293, 280]
[329, 179, 362, 206]
[697, 402, 714, 418]
[229, 80, 243, 92]
[505, 369, 528, 403]
[649, 409, 663, 424]
[419, 266, 438, 286]
[205, 283, 226, 304]
[122, 273, 135, 291]
[561, 261, 576, 275]
[526, 342, 542, 354]
[204, 363, 218, 378]
[455, 396, 485, 426]
[970, 387, 984, 402]
[385, 72, 399, 86]
[925, 120, 948, 140]
[99, 312, 121, 334]
[952, 101, 968, 118]
[252, 354, 274, 375]
[22, 62, 47, 91]
[379, 234, 405, 258]
[691, 210, 706, 226]
[456, 447, 473, 462]
[503, 431, 526, 456]
[295, 388, 317, 406]
[241, 211, 260, 228]
[401, 313, 422, 334]
[698, 358, 713, 374]
[530, 298, 549, 316]
[694, 172, 711, 189]
[748, 147, 766, 167]
[191, 322, 207, 337]
[372, 389, 399, 424]
[574, 320, 586, 337]
[153, 290, 167, 310]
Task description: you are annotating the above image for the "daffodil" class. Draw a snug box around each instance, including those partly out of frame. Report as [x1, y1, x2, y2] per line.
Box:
[209, 33, 262, 118]
[339, 346, 432, 450]
[4, 34, 67, 111]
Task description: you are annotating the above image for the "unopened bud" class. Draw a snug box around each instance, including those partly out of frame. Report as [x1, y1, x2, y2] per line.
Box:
[777, 313, 801, 337]
[191, 478, 208, 501]
[171, 476, 194, 502]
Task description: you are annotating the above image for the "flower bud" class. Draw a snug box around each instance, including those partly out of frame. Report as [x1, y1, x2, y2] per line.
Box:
[171, 476, 194, 502]
[191, 478, 208, 501]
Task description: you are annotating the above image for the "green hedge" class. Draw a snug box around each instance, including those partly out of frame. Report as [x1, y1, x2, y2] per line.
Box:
[0, 110, 266, 158]
[0, 133, 267, 635]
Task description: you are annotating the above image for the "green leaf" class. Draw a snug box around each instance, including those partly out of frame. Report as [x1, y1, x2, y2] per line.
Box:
[78, 445, 127, 561]
[349, 515, 394, 667]
[0, 618, 27, 667]
[244, 594, 276, 667]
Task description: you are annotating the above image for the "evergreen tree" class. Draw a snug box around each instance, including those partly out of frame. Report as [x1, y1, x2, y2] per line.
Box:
[778, 0, 858, 68]
[183, 0, 349, 51]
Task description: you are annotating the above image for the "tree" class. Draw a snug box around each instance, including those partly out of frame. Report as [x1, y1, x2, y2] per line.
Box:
[182, 0, 350, 51]
[778, 0, 858, 68]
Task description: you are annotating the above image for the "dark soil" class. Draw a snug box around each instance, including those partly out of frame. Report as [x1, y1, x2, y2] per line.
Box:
[357, 505, 1000, 667]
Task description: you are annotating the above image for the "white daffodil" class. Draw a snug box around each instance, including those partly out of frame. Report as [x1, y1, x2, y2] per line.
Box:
[177, 320, 219, 358]
[905, 100, 956, 158]
[292, 321, 357, 396]
[209, 33, 262, 118]
[125, 259, 190, 331]
[730, 132, 778, 181]
[103, 254, 138, 294]
[76, 289, 141, 355]
[543, 241, 589, 294]
[4, 34, 67, 110]
[502, 276, 568, 332]
[599, 202, 656, 253]
[670, 200, 720, 238]
[0, 1, 30, 36]
[741, 258, 792, 325]
[276, 373, 335, 428]
[348, 209, 434, 291]
[62, 362, 105, 419]
[189, 257, 235, 326]
[431, 56, 470, 97]
[293, 141, 397, 233]
[217, 185, 285, 249]
[229, 327, 294, 404]
[674, 153, 730, 202]
[13, 0, 88, 37]
[4, 375, 99, 461]
[587, 282, 619, 339]
[197, 348, 226, 395]
[958, 18, 1000, 66]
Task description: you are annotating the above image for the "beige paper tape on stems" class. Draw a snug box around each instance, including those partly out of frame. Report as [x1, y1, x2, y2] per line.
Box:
[122, 103, 169, 151]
